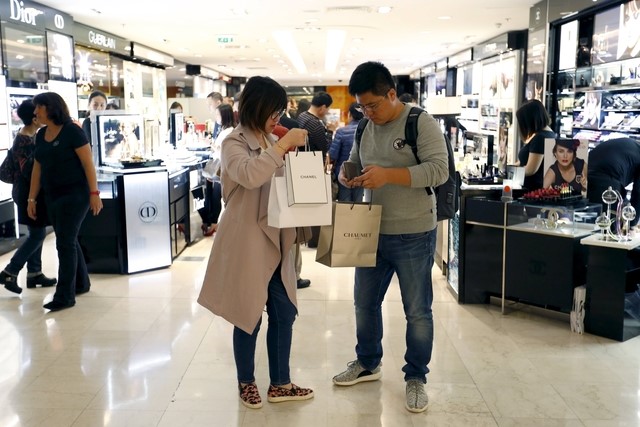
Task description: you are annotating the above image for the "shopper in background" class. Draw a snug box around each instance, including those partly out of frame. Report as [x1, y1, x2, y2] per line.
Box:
[29, 92, 103, 312]
[197, 76, 313, 409]
[332, 61, 448, 413]
[296, 99, 310, 118]
[543, 139, 587, 193]
[199, 103, 235, 236]
[398, 93, 417, 105]
[286, 97, 298, 119]
[297, 91, 338, 247]
[587, 137, 640, 322]
[515, 99, 556, 190]
[329, 102, 364, 202]
[81, 90, 108, 146]
[105, 102, 119, 110]
[206, 92, 224, 139]
[0, 100, 57, 295]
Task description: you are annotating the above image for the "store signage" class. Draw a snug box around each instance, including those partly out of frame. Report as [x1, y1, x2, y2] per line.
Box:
[9, 0, 43, 26]
[0, 0, 45, 29]
[132, 43, 174, 67]
[449, 49, 473, 67]
[473, 34, 509, 61]
[0, 1, 75, 34]
[73, 23, 130, 56]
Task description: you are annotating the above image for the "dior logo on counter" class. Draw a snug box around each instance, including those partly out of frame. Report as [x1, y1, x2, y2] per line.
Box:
[138, 202, 158, 223]
[10, 0, 44, 26]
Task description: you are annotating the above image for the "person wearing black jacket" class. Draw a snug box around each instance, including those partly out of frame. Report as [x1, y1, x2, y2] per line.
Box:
[0, 100, 56, 295]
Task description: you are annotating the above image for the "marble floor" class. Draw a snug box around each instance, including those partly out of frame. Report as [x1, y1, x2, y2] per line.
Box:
[0, 233, 639, 427]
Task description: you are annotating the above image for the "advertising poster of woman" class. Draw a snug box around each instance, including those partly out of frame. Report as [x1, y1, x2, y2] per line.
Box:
[543, 139, 589, 194]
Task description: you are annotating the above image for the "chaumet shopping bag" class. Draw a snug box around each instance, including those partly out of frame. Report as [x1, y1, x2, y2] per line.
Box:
[268, 175, 332, 228]
[285, 149, 328, 206]
[316, 202, 382, 267]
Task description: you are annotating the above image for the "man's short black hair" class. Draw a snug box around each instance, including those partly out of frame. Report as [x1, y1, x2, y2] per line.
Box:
[348, 61, 396, 97]
[348, 102, 364, 121]
[311, 91, 333, 108]
[238, 76, 287, 132]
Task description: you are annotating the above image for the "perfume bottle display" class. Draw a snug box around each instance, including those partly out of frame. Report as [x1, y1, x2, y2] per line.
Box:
[597, 186, 636, 242]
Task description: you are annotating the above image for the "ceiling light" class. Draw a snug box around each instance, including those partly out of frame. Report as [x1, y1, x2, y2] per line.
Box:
[325, 30, 346, 73]
[231, 8, 248, 15]
[352, 38, 363, 43]
[377, 6, 392, 14]
[438, 16, 451, 20]
[16, 55, 24, 60]
[273, 30, 307, 74]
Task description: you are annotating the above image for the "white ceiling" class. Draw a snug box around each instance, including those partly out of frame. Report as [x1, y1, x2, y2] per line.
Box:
[37, 0, 536, 86]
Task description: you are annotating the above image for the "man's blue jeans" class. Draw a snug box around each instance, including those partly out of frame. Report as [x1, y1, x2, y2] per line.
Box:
[6, 225, 46, 275]
[233, 267, 298, 386]
[354, 229, 436, 383]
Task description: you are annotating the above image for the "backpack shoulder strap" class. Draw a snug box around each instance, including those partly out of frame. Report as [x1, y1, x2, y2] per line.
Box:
[404, 106, 424, 164]
[354, 118, 369, 148]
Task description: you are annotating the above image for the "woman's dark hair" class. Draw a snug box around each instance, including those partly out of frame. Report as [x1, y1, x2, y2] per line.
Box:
[238, 76, 287, 132]
[16, 99, 35, 126]
[217, 104, 235, 129]
[88, 90, 107, 103]
[348, 61, 396, 97]
[32, 92, 70, 125]
[515, 99, 550, 140]
[553, 138, 579, 158]
[169, 101, 183, 111]
[296, 99, 310, 116]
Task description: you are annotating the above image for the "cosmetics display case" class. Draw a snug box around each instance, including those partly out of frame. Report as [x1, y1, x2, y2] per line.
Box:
[456, 189, 601, 313]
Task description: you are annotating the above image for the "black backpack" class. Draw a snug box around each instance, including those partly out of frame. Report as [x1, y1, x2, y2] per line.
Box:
[354, 106, 459, 221]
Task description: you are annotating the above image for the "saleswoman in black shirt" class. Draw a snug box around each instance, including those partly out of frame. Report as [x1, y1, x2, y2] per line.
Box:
[29, 92, 103, 312]
[515, 99, 556, 190]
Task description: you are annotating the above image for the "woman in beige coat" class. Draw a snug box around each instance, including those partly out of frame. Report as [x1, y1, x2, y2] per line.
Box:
[197, 76, 313, 409]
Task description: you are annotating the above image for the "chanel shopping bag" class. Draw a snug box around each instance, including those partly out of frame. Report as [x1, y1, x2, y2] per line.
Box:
[268, 175, 332, 228]
[316, 202, 382, 267]
[285, 149, 328, 206]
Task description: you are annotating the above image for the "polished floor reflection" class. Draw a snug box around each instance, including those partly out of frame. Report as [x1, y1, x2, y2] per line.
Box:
[0, 234, 639, 426]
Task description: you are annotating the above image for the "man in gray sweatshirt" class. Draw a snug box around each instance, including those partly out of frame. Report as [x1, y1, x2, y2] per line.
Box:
[332, 61, 448, 413]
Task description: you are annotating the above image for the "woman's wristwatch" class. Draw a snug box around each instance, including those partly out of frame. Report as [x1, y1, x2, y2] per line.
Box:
[27, 198, 37, 203]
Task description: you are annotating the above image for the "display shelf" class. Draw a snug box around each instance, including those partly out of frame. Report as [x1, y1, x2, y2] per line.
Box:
[506, 221, 595, 238]
[580, 233, 640, 250]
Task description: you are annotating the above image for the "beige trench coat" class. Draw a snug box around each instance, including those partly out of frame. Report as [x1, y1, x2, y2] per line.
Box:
[197, 125, 298, 334]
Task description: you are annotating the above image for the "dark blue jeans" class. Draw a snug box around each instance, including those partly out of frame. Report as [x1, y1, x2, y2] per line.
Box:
[47, 192, 90, 305]
[5, 225, 46, 275]
[354, 230, 437, 383]
[337, 182, 364, 203]
[233, 267, 297, 386]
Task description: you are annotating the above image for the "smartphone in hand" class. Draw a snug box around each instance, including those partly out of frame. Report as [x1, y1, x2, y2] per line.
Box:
[342, 161, 361, 180]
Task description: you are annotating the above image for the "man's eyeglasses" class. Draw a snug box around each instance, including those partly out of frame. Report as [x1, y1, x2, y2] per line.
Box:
[355, 92, 389, 113]
[270, 109, 286, 120]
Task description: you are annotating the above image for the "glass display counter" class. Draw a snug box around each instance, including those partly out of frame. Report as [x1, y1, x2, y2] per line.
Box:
[504, 201, 601, 313]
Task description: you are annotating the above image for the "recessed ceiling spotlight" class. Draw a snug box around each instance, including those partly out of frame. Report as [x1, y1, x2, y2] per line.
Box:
[438, 16, 451, 20]
[377, 6, 392, 14]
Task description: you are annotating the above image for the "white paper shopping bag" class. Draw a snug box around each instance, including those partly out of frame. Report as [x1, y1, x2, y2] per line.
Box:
[285, 150, 328, 206]
[268, 175, 332, 228]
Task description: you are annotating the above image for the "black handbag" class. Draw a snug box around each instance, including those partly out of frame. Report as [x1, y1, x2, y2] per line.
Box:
[0, 149, 16, 184]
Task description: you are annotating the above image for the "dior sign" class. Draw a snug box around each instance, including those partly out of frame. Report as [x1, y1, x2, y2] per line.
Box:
[9, 0, 43, 26]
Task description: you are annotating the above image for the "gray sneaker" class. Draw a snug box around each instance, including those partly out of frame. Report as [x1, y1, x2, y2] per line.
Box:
[405, 379, 428, 413]
[332, 360, 382, 386]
